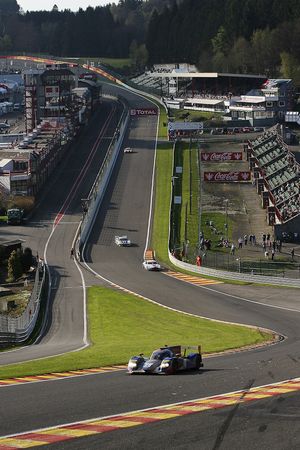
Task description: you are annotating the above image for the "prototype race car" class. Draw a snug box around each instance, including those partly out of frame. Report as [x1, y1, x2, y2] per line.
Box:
[128, 345, 203, 375]
[115, 235, 131, 246]
[124, 147, 133, 153]
[142, 259, 161, 271]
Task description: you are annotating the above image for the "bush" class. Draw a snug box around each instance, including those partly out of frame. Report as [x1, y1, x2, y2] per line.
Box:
[7, 250, 23, 282]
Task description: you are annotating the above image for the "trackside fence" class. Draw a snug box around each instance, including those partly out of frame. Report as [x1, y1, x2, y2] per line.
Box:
[167, 141, 300, 287]
[0, 263, 46, 344]
[168, 251, 300, 288]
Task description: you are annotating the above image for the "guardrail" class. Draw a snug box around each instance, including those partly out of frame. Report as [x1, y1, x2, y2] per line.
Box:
[0, 262, 46, 344]
[168, 251, 300, 287]
[167, 139, 300, 287]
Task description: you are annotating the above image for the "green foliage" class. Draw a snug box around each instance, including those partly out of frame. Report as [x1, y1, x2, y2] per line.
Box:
[280, 51, 300, 86]
[0, 0, 19, 14]
[0, 34, 12, 52]
[129, 40, 148, 70]
[7, 250, 23, 282]
[0, 0, 299, 76]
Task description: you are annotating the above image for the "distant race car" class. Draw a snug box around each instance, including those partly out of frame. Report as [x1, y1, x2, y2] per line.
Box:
[142, 259, 161, 271]
[128, 345, 203, 375]
[124, 147, 133, 153]
[115, 235, 131, 246]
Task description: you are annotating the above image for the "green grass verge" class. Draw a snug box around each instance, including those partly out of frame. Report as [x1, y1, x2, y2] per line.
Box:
[152, 142, 173, 261]
[170, 109, 222, 122]
[60, 56, 131, 69]
[0, 216, 7, 222]
[0, 286, 272, 379]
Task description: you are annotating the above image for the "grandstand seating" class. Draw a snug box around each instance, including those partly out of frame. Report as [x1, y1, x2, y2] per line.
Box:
[248, 126, 300, 224]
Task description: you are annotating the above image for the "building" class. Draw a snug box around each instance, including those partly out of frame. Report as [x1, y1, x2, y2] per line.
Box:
[246, 126, 300, 238]
[229, 79, 294, 126]
[0, 64, 100, 202]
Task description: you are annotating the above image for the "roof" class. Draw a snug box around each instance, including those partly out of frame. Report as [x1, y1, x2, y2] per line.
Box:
[238, 96, 265, 104]
[0, 158, 12, 167]
[185, 98, 224, 105]
[0, 239, 23, 247]
[149, 72, 266, 80]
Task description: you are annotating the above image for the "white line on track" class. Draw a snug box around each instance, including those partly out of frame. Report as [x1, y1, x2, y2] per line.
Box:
[1, 375, 300, 440]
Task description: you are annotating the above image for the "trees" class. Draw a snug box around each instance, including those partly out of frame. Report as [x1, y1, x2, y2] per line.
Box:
[129, 40, 148, 71]
[7, 250, 23, 283]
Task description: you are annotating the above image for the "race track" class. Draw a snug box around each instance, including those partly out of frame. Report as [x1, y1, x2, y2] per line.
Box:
[1, 84, 300, 450]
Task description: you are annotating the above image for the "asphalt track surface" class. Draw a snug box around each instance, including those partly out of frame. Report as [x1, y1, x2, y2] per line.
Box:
[1, 84, 300, 449]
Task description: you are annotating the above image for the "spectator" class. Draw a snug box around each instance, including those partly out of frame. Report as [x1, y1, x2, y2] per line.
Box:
[230, 243, 236, 255]
[291, 248, 295, 261]
[271, 249, 275, 260]
[244, 234, 248, 246]
[238, 237, 243, 249]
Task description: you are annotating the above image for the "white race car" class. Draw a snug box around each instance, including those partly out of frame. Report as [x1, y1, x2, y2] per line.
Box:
[115, 235, 131, 247]
[143, 259, 161, 271]
[124, 147, 133, 153]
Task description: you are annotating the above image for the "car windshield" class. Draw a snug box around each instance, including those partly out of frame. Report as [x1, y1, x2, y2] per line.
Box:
[150, 349, 173, 360]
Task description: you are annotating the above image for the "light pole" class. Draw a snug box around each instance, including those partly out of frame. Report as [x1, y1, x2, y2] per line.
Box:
[224, 198, 228, 241]
[197, 141, 202, 252]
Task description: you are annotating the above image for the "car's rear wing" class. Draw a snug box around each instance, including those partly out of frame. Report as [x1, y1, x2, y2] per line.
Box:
[166, 345, 202, 356]
[181, 345, 202, 356]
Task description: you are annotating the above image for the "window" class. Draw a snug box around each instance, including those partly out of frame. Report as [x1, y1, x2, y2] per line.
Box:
[266, 101, 273, 107]
[279, 101, 285, 107]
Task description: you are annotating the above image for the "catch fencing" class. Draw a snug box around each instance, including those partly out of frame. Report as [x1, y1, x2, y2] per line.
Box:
[0, 263, 46, 344]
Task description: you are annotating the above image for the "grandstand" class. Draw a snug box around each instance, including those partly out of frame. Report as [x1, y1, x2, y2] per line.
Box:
[247, 126, 300, 234]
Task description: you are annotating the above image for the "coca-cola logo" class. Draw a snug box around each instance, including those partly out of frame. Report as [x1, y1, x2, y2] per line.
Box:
[201, 152, 243, 161]
[204, 171, 251, 182]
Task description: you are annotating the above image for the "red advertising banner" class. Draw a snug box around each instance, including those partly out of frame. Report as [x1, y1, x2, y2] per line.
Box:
[204, 171, 251, 182]
[130, 108, 158, 116]
[201, 152, 243, 162]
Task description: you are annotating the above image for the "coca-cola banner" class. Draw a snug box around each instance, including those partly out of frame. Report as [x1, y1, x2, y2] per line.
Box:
[130, 108, 158, 116]
[201, 152, 243, 162]
[204, 171, 251, 182]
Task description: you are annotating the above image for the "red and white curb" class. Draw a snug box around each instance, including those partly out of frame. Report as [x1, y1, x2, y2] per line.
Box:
[1, 376, 300, 448]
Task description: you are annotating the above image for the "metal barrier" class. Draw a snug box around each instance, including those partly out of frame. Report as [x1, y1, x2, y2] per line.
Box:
[168, 251, 300, 288]
[0, 263, 46, 344]
[181, 248, 300, 279]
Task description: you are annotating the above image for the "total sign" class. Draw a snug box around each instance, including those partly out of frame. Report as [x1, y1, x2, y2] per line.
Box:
[130, 108, 158, 116]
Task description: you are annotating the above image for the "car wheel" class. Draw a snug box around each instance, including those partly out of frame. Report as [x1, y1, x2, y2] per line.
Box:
[168, 359, 178, 375]
[194, 355, 202, 370]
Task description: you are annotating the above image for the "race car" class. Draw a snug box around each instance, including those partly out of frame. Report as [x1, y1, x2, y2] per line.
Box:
[142, 259, 161, 271]
[124, 147, 133, 153]
[127, 345, 203, 375]
[114, 235, 131, 246]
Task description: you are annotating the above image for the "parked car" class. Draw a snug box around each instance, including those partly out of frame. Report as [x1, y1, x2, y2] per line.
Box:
[0, 122, 10, 130]
[128, 345, 203, 375]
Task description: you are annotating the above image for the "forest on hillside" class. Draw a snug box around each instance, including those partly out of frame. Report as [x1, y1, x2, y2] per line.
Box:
[1, 0, 300, 81]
